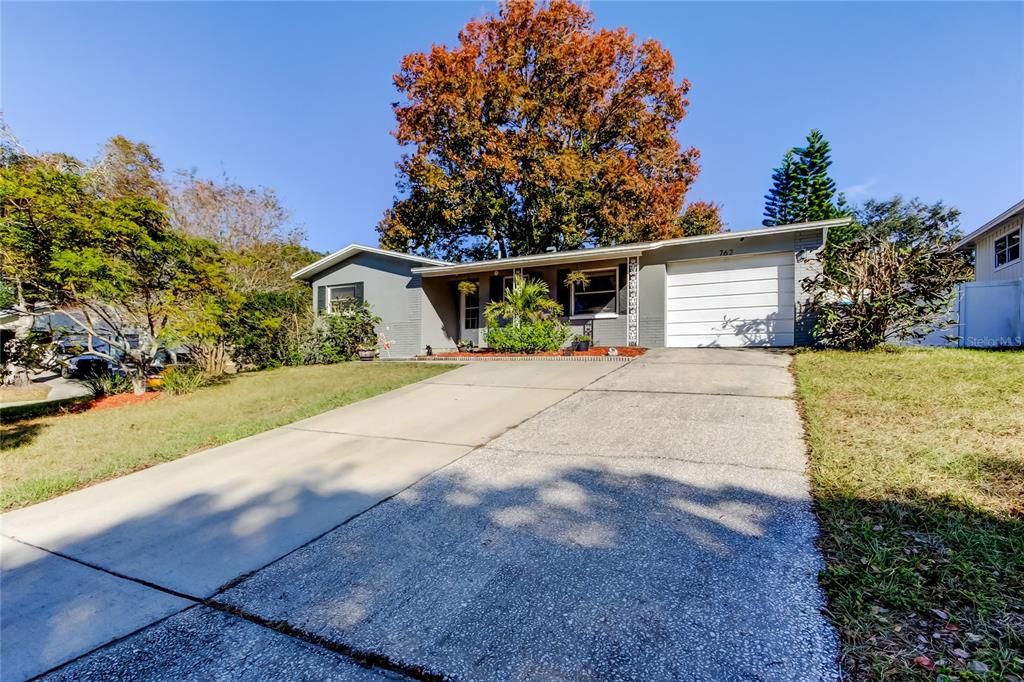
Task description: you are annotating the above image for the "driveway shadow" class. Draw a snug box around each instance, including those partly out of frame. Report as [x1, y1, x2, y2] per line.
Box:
[214, 451, 840, 681]
[9, 450, 837, 681]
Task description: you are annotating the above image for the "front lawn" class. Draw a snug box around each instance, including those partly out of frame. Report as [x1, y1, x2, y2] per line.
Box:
[1, 362, 455, 511]
[794, 348, 1023, 680]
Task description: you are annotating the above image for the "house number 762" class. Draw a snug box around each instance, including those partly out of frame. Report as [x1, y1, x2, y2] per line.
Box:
[719, 249, 734, 256]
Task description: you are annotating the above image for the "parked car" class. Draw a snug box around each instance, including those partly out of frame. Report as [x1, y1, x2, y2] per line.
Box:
[145, 347, 195, 388]
[58, 342, 192, 381]
[60, 352, 124, 379]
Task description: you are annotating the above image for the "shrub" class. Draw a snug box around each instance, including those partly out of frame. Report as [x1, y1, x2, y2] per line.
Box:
[806, 197, 972, 350]
[482, 275, 569, 353]
[307, 302, 381, 363]
[159, 366, 208, 395]
[483, 275, 562, 325]
[225, 289, 312, 370]
[485, 319, 571, 353]
[82, 370, 133, 398]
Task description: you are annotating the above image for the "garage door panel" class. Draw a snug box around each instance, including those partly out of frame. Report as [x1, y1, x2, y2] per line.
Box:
[667, 292, 788, 311]
[666, 263, 794, 286]
[667, 319, 795, 335]
[666, 332, 795, 348]
[666, 278, 795, 299]
[665, 252, 796, 348]
[667, 253, 793, 275]
[666, 307, 795, 324]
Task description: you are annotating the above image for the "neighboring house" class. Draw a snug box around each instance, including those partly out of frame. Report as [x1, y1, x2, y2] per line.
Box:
[958, 199, 1023, 282]
[944, 199, 1024, 348]
[292, 218, 851, 357]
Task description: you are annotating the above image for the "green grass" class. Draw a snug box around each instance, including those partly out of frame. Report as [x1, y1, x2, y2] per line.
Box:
[794, 348, 1024, 680]
[0, 362, 455, 511]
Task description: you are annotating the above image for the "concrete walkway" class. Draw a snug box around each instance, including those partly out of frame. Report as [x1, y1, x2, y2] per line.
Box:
[2, 352, 838, 681]
[0, 373, 90, 410]
[0, 361, 617, 681]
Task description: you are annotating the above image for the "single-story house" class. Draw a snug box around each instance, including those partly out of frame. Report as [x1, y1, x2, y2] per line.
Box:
[292, 218, 852, 357]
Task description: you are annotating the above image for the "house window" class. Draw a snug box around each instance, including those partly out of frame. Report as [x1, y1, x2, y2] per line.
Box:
[328, 284, 358, 312]
[995, 229, 1021, 269]
[570, 268, 618, 317]
[463, 288, 480, 329]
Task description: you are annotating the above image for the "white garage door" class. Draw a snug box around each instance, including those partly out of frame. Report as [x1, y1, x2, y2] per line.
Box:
[665, 252, 795, 347]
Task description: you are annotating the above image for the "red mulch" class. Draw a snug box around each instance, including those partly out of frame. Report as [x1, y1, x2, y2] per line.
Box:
[74, 391, 162, 412]
[431, 346, 646, 359]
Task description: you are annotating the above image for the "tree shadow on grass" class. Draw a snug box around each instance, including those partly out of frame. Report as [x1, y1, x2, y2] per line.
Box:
[0, 422, 43, 449]
[815, 491, 1024, 680]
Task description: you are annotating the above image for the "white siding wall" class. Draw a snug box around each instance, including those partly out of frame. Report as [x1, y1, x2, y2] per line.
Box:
[974, 213, 1024, 282]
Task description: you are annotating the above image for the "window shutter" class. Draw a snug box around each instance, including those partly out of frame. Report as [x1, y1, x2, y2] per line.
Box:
[556, 269, 570, 317]
[617, 263, 628, 314]
[317, 286, 327, 314]
[488, 276, 502, 303]
[354, 282, 365, 305]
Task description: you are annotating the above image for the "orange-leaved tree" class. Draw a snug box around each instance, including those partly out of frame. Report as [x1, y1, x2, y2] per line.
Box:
[378, 0, 700, 261]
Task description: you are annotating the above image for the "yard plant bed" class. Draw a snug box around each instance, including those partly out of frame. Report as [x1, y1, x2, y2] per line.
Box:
[0, 362, 454, 511]
[427, 346, 646, 359]
[794, 348, 1023, 680]
[74, 391, 163, 412]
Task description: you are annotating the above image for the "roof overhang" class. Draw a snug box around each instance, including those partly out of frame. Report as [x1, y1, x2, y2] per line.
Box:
[412, 218, 849, 277]
[956, 199, 1024, 249]
[291, 244, 451, 281]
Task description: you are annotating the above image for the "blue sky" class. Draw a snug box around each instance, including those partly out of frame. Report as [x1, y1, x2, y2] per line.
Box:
[3, 2, 1022, 253]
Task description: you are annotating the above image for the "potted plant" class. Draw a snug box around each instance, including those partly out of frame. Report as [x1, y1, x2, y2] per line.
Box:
[456, 339, 475, 353]
[564, 270, 591, 289]
[573, 334, 592, 351]
[457, 280, 478, 296]
[356, 342, 377, 361]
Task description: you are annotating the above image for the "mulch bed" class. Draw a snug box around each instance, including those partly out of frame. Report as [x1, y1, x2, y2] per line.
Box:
[73, 391, 162, 412]
[429, 346, 647, 359]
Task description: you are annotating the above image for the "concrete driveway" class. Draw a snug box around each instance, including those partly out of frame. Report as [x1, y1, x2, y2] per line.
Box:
[2, 352, 837, 681]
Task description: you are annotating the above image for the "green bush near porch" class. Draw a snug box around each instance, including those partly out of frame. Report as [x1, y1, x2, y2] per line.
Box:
[484, 319, 571, 353]
[483, 275, 570, 352]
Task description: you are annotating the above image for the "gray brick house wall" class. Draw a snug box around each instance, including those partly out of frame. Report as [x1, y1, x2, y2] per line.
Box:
[309, 252, 423, 358]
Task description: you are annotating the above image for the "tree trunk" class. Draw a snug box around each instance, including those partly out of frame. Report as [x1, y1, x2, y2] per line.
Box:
[193, 340, 228, 376]
[130, 371, 147, 395]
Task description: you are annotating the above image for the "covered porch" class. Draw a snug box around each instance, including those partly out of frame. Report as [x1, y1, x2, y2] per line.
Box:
[418, 252, 642, 351]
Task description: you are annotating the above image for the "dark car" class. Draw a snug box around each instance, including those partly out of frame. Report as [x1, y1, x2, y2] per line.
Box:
[61, 352, 124, 379]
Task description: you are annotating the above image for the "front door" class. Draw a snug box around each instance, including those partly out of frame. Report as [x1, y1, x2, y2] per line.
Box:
[460, 288, 481, 347]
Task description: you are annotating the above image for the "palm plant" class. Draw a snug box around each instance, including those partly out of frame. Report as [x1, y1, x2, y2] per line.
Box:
[484, 275, 562, 326]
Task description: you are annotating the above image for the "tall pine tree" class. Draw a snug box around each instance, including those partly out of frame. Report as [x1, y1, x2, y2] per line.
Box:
[795, 129, 839, 221]
[762, 129, 842, 226]
[762, 151, 802, 226]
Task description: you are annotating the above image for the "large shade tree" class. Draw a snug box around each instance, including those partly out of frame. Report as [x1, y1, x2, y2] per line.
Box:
[0, 143, 234, 392]
[168, 171, 318, 294]
[378, 0, 700, 261]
